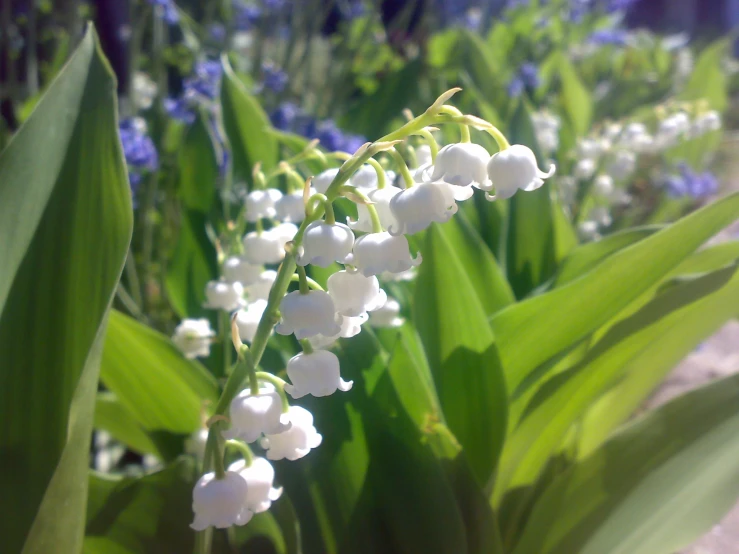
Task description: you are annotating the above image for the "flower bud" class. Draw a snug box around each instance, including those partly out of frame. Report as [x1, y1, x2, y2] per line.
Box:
[297, 221, 354, 267]
[284, 350, 353, 399]
[204, 280, 246, 311]
[327, 270, 387, 317]
[430, 142, 491, 188]
[275, 290, 341, 340]
[223, 256, 262, 286]
[245, 189, 282, 222]
[223, 384, 290, 443]
[260, 406, 322, 461]
[190, 471, 251, 530]
[172, 318, 215, 359]
[485, 144, 555, 200]
[352, 232, 422, 277]
[228, 457, 283, 513]
[389, 182, 458, 235]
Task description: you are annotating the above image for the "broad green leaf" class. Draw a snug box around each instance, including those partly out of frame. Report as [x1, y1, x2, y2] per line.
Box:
[443, 214, 514, 316]
[505, 102, 559, 297]
[220, 55, 278, 184]
[492, 192, 739, 392]
[553, 226, 662, 286]
[672, 240, 739, 276]
[85, 458, 196, 553]
[94, 393, 159, 456]
[178, 112, 219, 212]
[496, 264, 739, 502]
[679, 38, 729, 112]
[415, 224, 508, 484]
[165, 210, 218, 319]
[0, 27, 132, 554]
[558, 56, 593, 136]
[100, 310, 218, 435]
[513, 371, 739, 554]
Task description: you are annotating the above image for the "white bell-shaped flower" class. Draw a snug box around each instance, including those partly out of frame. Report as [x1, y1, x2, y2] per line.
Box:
[172, 318, 215, 359]
[485, 144, 555, 200]
[284, 350, 353, 399]
[274, 191, 306, 223]
[415, 144, 433, 167]
[308, 313, 368, 349]
[351, 164, 382, 189]
[270, 222, 299, 250]
[204, 280, 246, 311]
[312, 168, 339, 194]
[657, 112, 690, 145]
[235, 299, 268, 343]
[692, 110, 721, 135]
[275, 290, 341, 339]
[574, 158, 596, 181]
[260, 406, 322, 461]
[190, 471, 251, 530]
[414, 163, 472, 201]
[242, 231, 285, 265]
[368, 297, 405, 328]
[388, 182, 458, 235]
[593, 174, 614, 197]
[327, 270, 387, 317]
[606, 150, 636, 180]
[352, 232, 421, 277]
[379, 267, 416, 282]
[296, 221, 354, 267]
[223, 256, 262, 286]
[431, 142, 491, 188]
[246, 189, 282, 222]
[228, 457, 283, 513]
[347, 186, 401, 232]
[223, 384, 290, 443]
[246, 270, 277, 301]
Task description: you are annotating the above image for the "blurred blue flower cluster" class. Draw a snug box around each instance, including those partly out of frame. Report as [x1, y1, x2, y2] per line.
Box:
[165, 60, 223, 124]
[148, 0, 179, 24]
[233, 1, 262, 30]
[271, 102, 366, 153]
[119, 118, 159, 194]
[665, 163, 718, 199]
[260, 62, 289, 94]
[508, 62, 540, 97]
[588, 28, 629, 46]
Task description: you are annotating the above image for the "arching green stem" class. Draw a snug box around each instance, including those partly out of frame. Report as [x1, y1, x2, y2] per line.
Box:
[225, 439, 254, 467]
[290, 273, 324, 291]
[296, 266, 310, 295]
[365, 157, 387, 189]
[339, 184, 383, 233]
[255, 371, 290, 412]
[416, 128, 439, 162]
[389, 149, 415, 188]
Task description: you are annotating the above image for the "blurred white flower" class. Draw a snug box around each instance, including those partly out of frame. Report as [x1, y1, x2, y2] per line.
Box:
[593, 174, 615, 197]
[172, 318, 215, 359]
[308, 314, 368, 349]
[368, 297, 404, 328]
[235, 299, 269, 343]
[415, 144, 433, 167]
[223, 384, 290, 443]
[275, 290, 341, 340]
[312, 168, 340, 194]
[327, 270, 387, 317]
[486, 144, 555, 200]
[246, 189, 282, 222]
[228, 457, 283, 514]
[185, 428, 209, 461]
[284, 350, 353, 399]
[532, 111, 561, 153]
[352, 232, 422, 277]
[242, 231, 286, 265]
[297, 221, 354, 267]
[223, 256, 262, 286]
[274, 191, 306, 223]
[606, 150, 637, 181]
[691, 110, 722, 136]
[133, 71, 158, 110]
[204, 281, 246, 311]
[619, 123, 653, 152]
[574, 158, 597, 181]
[260, 406, 322, 461]
[246, 270, 277, 301]
[350, 164, 384, 189]
[190, 471, 251, 530]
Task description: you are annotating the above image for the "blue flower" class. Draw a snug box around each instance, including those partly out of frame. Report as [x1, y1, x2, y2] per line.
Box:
[606, 0, 640, 13]
[519, 62, 540, 88]
[507, 77, 524, 98]
[119, 118, 159, 195]
[164, 97, 195, 124]
[588, 29, 628, 46]
[665, 163, 719, 199]
[270, 102, 302, 131]
[208, 23, 227, 43]
[233, 1, 262, 30]
[269, 102, 366, 153]
[183, 60, 222, 101]
[148, 0, 179, 24]
[260, 62, 289, 94]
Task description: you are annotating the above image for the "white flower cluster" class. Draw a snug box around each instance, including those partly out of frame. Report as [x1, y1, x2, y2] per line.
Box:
[183, 113, 555, 531]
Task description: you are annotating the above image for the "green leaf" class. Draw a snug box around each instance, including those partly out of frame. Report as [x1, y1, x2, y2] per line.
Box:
[178, 112, 219, 212]
[85, 458, 196, 553]
[679, 38, 729, 112]
[165, 210, 218, 319]
[553, 226, 662, 287]
[505, 102, 560, 297]
[492, 192, 739, 392]
[414, 224, 508, 484]
[496, 263, 739, 502]
[558, 56, 593, 136]
[0, 26, 132, 554]
[220, 55, 278, 184]
[94, 393, 159, 456]
[513, 371, 739, 554]
[100, 310, 219, 435]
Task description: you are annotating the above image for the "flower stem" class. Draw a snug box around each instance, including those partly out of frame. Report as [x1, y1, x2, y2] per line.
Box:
[365, 157, 387, 189]
[255, 371, 290, 412]
[390, 149, 415, 188]
[221, 311, 232, 377]
[225, 439, 254, 466]
[206, 427, 226, 479]
[339, 185, 383, 233]
[297, 266, 310, 295]
[299, 338, 314, 354]
[416, 128, 439, 162]
[290, 273, 324, 291]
